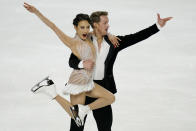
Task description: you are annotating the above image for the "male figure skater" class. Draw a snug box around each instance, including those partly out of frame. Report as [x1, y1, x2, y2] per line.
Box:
[69, 12, 172, 131]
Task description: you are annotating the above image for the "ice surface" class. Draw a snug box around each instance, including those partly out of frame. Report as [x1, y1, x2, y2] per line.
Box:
[0, 0, 196, 130]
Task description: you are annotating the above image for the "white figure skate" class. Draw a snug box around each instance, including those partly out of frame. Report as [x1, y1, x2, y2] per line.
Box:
[31, 76, 57, 99]
[70, 104, 90, 127]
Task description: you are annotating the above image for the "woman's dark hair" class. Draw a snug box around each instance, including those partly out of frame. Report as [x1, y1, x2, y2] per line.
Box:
[73, 13, 92, 27]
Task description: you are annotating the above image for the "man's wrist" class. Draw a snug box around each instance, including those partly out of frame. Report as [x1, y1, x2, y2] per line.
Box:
[156, 22, 162, 30]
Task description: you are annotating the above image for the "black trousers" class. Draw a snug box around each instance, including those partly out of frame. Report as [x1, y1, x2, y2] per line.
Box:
[69, 80, 113, 131]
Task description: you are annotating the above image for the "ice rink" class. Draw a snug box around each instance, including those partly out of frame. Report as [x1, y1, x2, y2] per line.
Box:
[1, 0, 196, 130]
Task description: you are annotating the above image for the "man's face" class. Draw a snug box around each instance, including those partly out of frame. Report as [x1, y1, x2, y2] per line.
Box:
[96, 15, 109, 36]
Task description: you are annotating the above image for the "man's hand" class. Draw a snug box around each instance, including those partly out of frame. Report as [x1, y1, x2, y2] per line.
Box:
[157, 13, 173, 27]
[83, 60, 94, 70]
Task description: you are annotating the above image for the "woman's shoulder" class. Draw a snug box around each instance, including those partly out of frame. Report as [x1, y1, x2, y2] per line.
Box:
[71, 36, 82, 47]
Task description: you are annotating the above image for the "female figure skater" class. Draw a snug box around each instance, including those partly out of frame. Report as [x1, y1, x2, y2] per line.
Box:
[23, 2, 117, 127]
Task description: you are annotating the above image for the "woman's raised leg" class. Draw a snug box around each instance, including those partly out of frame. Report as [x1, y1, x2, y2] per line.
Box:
[54, 93, 86, 120]
[85, 82, 115, 110]
[54, 95, 73, 118]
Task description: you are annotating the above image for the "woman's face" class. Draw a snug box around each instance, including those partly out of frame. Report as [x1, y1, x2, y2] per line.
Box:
[75, 20, 90, 40]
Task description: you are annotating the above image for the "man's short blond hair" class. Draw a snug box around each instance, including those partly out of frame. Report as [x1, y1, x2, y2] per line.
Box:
[90, 11, 108, 28]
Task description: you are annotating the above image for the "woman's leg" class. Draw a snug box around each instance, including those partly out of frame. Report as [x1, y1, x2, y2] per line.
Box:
[54, 93, 86, 118]
[55, 83, 115, 126]
[70, 93, 86, 105]
[31, 76, 86, 126]
[85, 82, 115, 110]
[69, 93, 86, 126]
[75, 83, 115, 126]
[54, 95, 73, 118]
[57, 83, 114, 115]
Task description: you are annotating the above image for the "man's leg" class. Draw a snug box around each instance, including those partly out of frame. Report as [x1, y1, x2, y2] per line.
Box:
[93, 105, 113, 131]
[91, 80, 113, 131]
[85, 96, 113, 131]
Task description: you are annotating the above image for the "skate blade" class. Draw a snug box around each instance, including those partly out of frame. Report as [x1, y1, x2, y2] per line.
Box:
[31, 76, 50, 93]
[70, 107, 82, 127]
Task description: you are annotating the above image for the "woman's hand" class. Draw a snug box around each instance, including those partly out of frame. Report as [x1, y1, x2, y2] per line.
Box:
[23, 2, 38, 14]
[108, 33, 121, 48]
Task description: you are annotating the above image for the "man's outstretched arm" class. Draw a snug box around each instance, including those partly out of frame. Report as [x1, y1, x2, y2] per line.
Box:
[116, 13, 172, 51]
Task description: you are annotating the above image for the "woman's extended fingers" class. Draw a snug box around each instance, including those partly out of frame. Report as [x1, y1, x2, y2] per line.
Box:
[112, 37, 118, 47]
[114, 36, 121, 47]
[24, 2, 30, 6]
[23, 2, 36, 13]
[23, 2, 31, 8]
[116, 36, 121, 46]
[111, 36, 121, 47]
[117, 37, 121, 41]
[23, 3, 31, 10]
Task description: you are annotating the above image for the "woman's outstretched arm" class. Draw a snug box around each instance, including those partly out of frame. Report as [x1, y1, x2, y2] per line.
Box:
[23, 2, 74, 49]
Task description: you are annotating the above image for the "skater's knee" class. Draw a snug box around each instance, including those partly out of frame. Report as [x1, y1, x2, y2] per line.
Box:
[106, 93, 115, 104]
[110, 94, 115, 104]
